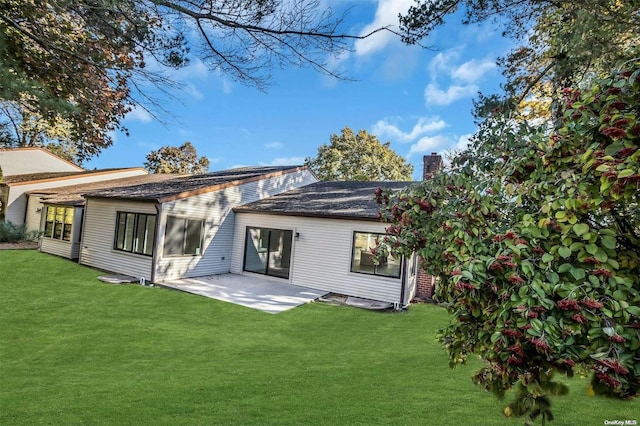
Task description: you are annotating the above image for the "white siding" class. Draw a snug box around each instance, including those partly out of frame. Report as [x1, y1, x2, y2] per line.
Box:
[39, 238, 74, 259]
[0, 148, 82, 176]
[232, 213, 407, 304]
[5, 169, 147, 226]
[154, 169, 316, 281]
[24, 195, 44, 233]
[79, 198, 155, 280]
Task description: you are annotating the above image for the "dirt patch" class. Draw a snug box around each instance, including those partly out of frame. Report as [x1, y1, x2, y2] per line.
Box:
[0, 241, 38, 250]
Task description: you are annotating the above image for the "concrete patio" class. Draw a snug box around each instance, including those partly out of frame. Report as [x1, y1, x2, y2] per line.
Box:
[158, 273, 328, 314]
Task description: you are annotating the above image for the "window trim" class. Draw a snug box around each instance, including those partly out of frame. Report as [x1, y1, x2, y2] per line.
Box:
[113, 211, 156, 256]
[350, 231, 402, 279]
[42, 205, 74, 242]
[163, 216, 204, 257]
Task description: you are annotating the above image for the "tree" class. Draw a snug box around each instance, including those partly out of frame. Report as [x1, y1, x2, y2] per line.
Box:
[305, 127, 413, 181]
[144, 142, 210, 174]
[0, 0, 386, 164]
[376, 62, 640, 423]
[400, 0, 640, 116]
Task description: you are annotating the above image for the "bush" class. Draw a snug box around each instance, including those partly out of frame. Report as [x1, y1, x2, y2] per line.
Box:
[0, 221, 38, 243]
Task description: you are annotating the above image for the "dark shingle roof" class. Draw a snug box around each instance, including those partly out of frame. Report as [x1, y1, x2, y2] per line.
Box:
[83, 166, 306, 202]
[2, 168, 143, 185]
[233, 181, 413, 220]
[32, 174, 183, 206]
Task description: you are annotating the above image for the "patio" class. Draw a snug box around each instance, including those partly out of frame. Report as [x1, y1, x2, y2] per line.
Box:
[158, 273, 328, 314]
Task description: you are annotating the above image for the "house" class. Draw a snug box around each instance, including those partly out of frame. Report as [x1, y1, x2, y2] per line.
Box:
[34, 174, 181, 260]
[77, 166, 317, 283]
[0, 147, 82, 176]
[232, 181, 417, 307]
[0, 148, 148, 228]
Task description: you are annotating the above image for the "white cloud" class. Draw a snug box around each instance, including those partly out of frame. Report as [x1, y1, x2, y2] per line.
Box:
[428, 49, 462, 80]
[451, 58, 496, 84]
[452, 134, 473, 152]
[126, 105, 153, 123]
[407, 134, 452, 157]
[372, 117, 447, 142]
[185, 84, 204, 100]
[354, 0, 414, 56]
[424, 83, 478, 106]
[261, 157, 306, 166]
[265, 142, 284, 149]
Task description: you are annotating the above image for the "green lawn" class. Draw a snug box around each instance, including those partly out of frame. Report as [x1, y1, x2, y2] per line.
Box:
[0, 251, 637, 425]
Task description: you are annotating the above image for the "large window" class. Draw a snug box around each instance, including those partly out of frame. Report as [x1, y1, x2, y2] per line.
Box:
[351, 231, 401, 278]
[114, 212, 156, 256]
[43, 206, 74, 241]
[243, 227, 292, 279]
[164, 216, 204, 256]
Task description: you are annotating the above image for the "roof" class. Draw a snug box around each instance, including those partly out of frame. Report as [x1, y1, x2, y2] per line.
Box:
[233, 181, 413, 221]
[32, 174, 183, 206]
[83, 166, 307, 203]
[2, 168, 147, 185]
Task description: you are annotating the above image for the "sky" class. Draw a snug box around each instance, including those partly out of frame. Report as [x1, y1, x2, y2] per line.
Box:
[85, 0, 513, 181]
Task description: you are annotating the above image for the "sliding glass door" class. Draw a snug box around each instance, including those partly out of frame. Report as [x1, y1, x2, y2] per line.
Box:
[243, 227, 293, 279]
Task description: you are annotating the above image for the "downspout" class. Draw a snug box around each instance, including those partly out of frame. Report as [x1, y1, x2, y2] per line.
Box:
[398, 257, 407, 311]
[150, 202, 162, 284]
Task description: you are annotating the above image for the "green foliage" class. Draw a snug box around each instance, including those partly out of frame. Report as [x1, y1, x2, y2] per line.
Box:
[0, 221, 38, 242]
[144, 141, 210, 174]
[377, 62, 640, 423]
[305, 127, 413, 181]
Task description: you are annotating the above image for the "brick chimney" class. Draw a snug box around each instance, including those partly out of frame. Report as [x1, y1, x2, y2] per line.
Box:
[414, 152, 443, 301]
[423, 152, 443, 180]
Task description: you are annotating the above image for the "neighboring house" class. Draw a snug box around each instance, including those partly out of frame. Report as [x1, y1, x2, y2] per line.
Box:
[0, 147, 148, 227]
[2, 168, 149, 228]
[0, 147, 82, 176]
[34, 174, 181, 260]
[77, 166, 317, 283]
[232, 181, 417, 307]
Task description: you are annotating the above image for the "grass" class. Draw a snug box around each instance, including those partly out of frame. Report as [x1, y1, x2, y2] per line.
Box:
[0, 251, 638, 425]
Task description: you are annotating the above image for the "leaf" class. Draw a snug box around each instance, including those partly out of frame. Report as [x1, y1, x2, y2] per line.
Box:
[541, 253, 554, 263]
[601, 235, 617, 250]
[627, 306, 640, 316]
[612, 290, 626, 301]
[569, 267, 585, 281]
[572, 223, 589, 236]
[618, 169, 635, 178]
[558, 246, 571, 258]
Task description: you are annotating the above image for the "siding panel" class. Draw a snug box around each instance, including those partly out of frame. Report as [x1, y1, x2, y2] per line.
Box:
[79, 198, 155, 280]
[39, 238, 73, 259]
[232, 213, 405, 304]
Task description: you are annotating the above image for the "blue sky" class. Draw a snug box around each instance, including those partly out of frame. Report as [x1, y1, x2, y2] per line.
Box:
[85, 0, 512, 180]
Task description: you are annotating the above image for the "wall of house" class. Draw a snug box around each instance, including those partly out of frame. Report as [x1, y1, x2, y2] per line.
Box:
[154, 169, 317, 281]
[79, 198, 155, 280]
[0, 148, 82, 176]
[24, 195, 44, 234]
[231, 213, 414, 305]
[6, 169, 147, 227]
[40, 238, 73, 259]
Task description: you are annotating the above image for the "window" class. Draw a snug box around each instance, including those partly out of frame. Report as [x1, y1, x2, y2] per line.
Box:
[351, 231, 401, 278]
[114, 212, 156, 256]
[163, 216, 204, 256]
[43, 206, 74, 241]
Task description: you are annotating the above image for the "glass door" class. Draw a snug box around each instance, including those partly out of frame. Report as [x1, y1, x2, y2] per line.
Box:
[243, 227, 293, 279]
